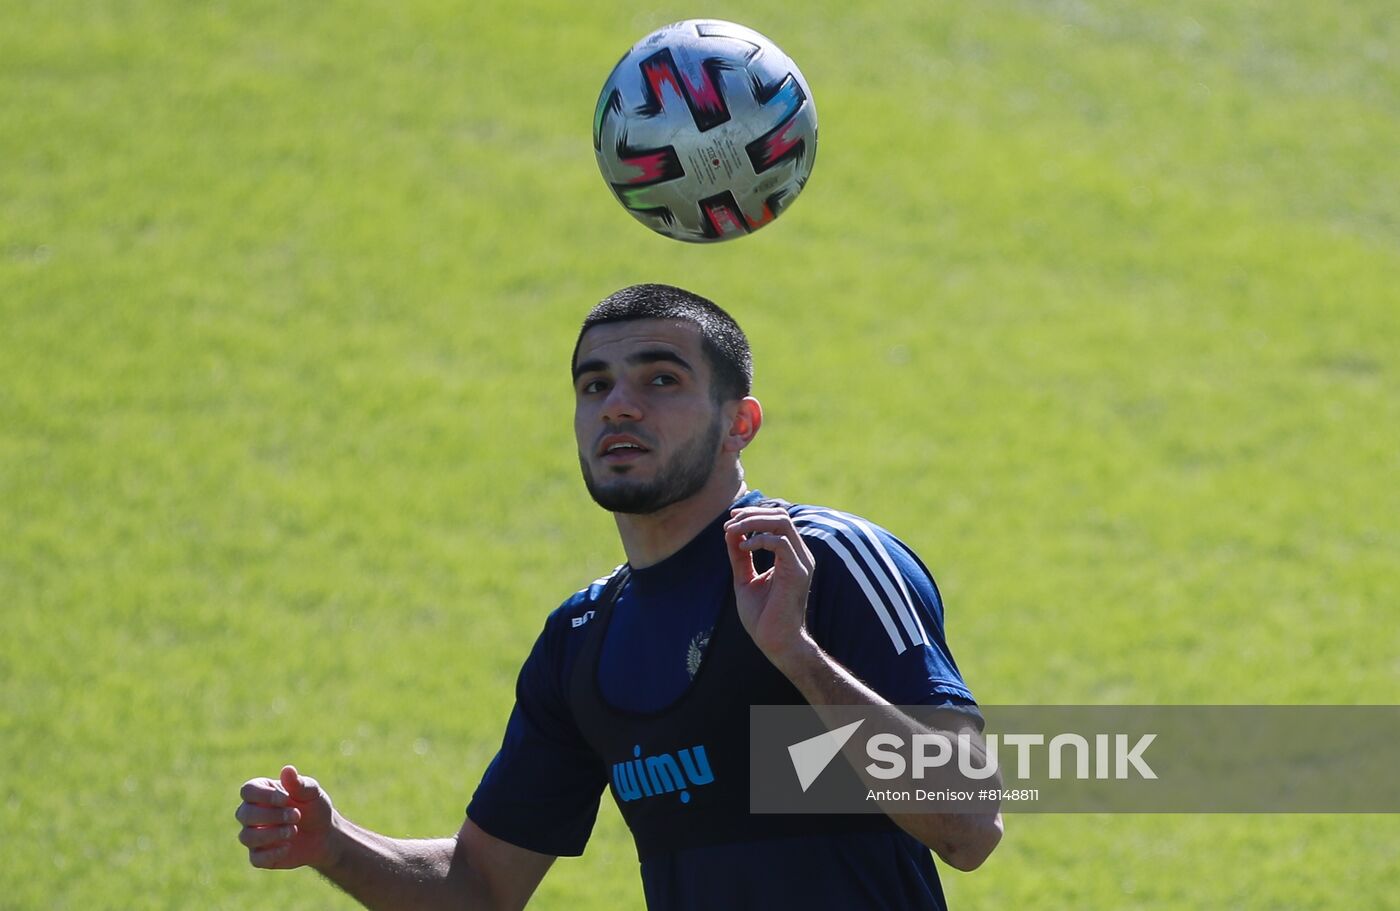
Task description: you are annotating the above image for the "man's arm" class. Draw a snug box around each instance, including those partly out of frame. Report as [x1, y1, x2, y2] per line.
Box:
[237, 766, 555, 911]
[724, 506, 1004, 872]
[765, 641, 1003, 871]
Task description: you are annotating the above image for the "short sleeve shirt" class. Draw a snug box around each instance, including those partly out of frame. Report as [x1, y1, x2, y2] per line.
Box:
[467, 493, 977, 908]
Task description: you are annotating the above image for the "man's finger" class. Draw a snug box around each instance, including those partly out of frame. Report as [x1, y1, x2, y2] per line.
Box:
[281, 765, 322, 803]
[722, 514, 804, 543]
[738, 532, 803, 569]
[239, 824, 296, 850]
[724, 529, 757, 584]
[240, 779, 290, 807]
[724, 516, 813, 570]
[248, 843, 291, 869]
[729, 505, 787, 518]
[723, 514, 796, 533]
[236, 802, 300, 827]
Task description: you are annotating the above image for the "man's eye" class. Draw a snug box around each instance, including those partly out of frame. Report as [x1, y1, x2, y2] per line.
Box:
[581, 379, 608, 394]
[650, 374, 677, 386]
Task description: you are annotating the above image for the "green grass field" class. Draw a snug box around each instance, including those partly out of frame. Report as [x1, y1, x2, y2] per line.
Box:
[3, 1, 1397, 908]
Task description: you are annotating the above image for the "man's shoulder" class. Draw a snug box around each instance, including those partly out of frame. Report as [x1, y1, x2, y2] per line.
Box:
[544, 564, 627, 633]
[786, 502, 943, 644]
[518, 565, 628, 685]
[785, 503, 911, 557]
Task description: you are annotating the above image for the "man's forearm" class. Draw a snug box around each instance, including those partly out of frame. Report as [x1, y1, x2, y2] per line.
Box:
[770, 634, 1004, 871]
[316, 813, 468, 911]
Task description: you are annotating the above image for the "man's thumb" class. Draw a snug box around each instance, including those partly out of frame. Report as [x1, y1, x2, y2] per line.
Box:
[281, 765, 320, 802]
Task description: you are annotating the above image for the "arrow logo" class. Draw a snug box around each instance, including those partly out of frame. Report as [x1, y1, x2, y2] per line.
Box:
[787, 719, 865, 792]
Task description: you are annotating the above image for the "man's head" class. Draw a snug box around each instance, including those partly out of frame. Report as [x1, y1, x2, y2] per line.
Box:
[571, 284, 752, 404]
[571, 284, 761, 515]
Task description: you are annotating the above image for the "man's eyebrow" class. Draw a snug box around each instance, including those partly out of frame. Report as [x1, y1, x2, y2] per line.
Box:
[572, 349, 695, 382]
[629, 349, 695, 373]
[572, 358, 607, 381]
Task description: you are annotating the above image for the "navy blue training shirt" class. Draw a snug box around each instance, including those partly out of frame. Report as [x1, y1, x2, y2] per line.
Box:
[467, 492, 978, 909]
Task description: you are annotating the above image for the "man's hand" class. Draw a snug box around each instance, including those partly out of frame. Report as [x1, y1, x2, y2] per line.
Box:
[723, 505, 818, 671]
[725, 506, 1003, 870]
[235, 770, 557, 910]
[237, 765, 336, 871]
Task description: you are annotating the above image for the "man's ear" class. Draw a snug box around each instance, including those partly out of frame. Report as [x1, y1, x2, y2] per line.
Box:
[723, 397, 763, 453]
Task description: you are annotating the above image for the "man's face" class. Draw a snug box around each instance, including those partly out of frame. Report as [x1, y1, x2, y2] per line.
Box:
[573, 319, 729, 515]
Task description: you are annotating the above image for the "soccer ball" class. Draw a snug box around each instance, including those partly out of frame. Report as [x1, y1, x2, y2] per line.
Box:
[593, 20, 818, 243]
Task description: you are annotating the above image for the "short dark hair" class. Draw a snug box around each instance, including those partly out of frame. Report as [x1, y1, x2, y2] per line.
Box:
[572, 284, 753, 403]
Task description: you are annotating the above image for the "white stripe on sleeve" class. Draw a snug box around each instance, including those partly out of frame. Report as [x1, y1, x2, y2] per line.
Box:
[795, 509, 930, 649]
[799, 525, 908, 655]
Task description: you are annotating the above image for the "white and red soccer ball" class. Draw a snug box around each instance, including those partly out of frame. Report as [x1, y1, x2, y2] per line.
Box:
[593, 20, 818, 243]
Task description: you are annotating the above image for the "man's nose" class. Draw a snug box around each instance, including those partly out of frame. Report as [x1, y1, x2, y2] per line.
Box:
[600, 382, 642, 423]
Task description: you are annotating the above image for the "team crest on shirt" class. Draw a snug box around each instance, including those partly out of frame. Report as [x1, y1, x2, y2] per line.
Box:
[685, 628, 712, 679]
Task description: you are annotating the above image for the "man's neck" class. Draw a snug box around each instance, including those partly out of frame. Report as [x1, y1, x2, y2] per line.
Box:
[613, 478, 749, 569]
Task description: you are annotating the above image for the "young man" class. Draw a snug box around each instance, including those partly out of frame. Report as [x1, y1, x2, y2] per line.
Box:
[236, 284, 1002, 909]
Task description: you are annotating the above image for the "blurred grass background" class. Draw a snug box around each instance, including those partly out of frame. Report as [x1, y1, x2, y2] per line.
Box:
[2, 1, 1397, 908]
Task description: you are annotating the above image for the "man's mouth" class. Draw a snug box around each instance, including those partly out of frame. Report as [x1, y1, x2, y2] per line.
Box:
[599, 436, 651, 462]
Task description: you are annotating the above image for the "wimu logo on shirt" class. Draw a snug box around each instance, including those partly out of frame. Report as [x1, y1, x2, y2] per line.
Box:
[611, 744, 714, 804]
